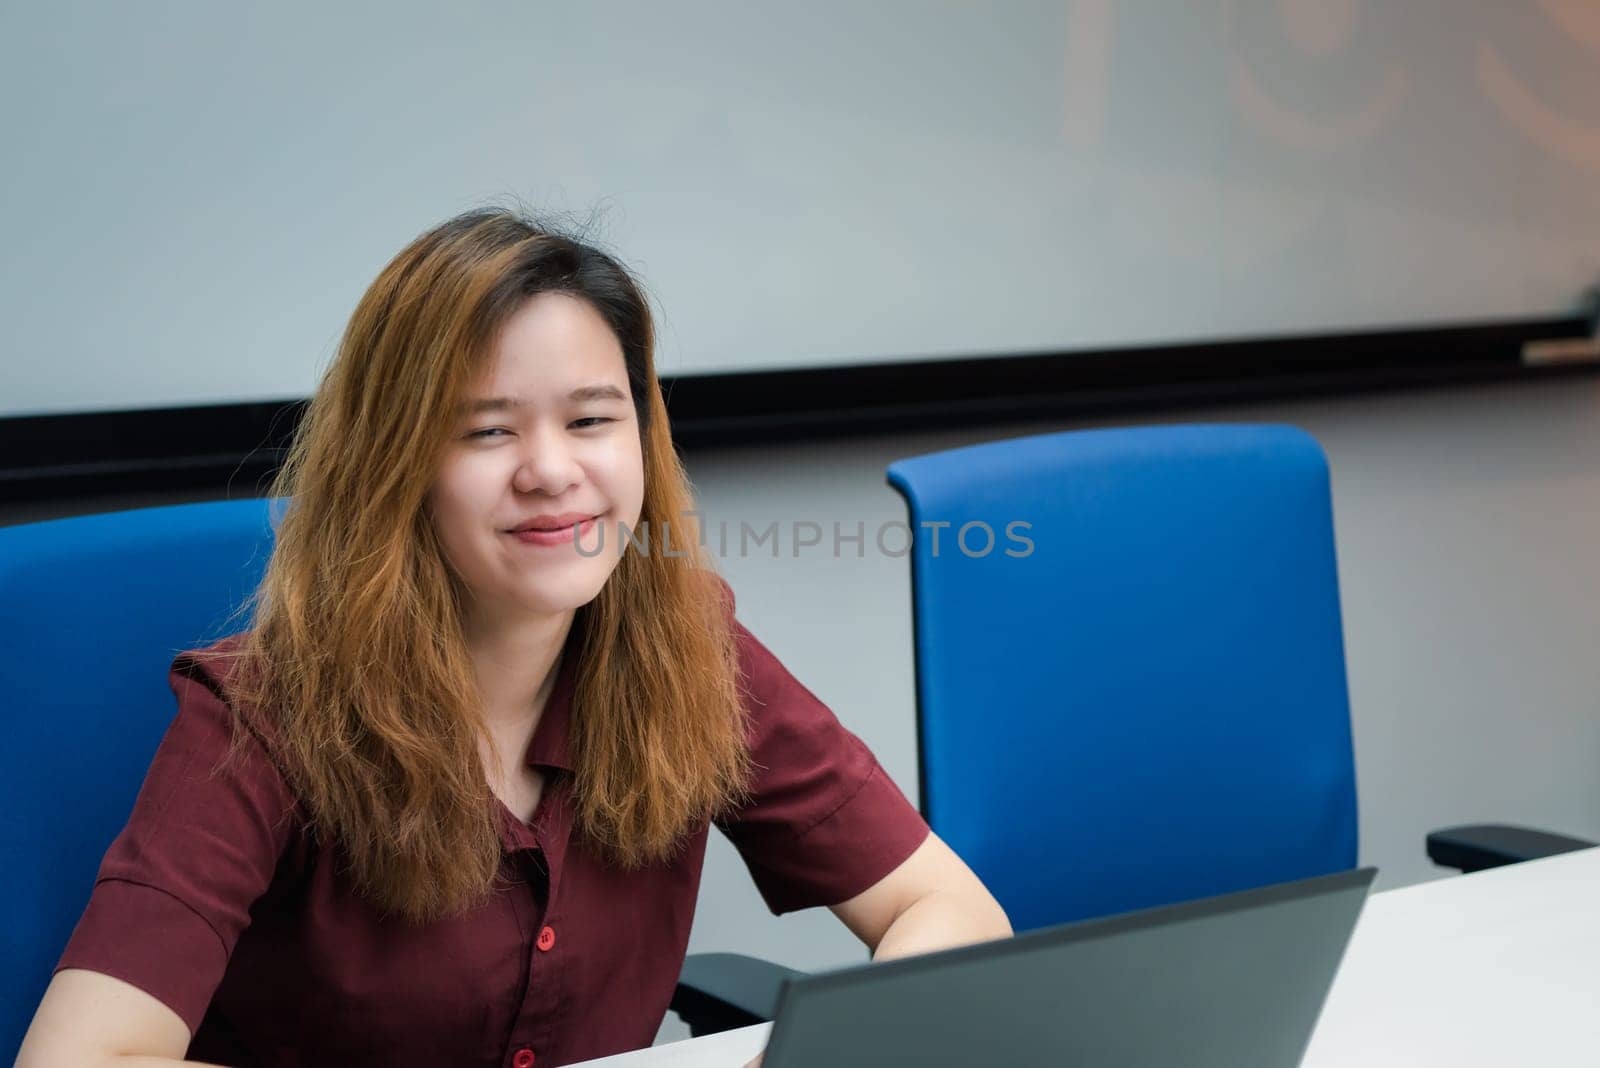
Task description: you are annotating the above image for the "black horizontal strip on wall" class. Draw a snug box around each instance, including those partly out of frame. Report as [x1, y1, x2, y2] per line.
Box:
[3, 313, 1597, 504]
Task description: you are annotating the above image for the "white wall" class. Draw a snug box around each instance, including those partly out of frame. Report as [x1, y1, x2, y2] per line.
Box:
[5, 0, 1599, 416]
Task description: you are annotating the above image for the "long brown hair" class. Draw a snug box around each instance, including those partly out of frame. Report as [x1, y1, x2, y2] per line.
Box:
[218, 208, 748, 922]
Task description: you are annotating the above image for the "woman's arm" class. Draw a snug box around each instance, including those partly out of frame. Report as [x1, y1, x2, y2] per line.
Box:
[24, 660, 299, 1068]
[743, 834, 1011, 1067]
[14, 969, 220, 1068]
[828, 831, 1012, 960]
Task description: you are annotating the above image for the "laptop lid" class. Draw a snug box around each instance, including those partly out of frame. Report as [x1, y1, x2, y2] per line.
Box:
[763, 866, 1376, 1068]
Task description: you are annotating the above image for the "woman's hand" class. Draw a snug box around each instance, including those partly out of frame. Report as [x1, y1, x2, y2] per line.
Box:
[734, 836, 1009, 1068]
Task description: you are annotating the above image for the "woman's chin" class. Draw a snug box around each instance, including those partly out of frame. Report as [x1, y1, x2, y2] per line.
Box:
[515, 571, 613, 617]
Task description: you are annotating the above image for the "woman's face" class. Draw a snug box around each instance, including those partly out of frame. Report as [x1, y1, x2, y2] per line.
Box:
[429, 292, 646, 626]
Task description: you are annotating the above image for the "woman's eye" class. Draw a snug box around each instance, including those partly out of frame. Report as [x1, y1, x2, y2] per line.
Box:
[466, 419, 612, 438]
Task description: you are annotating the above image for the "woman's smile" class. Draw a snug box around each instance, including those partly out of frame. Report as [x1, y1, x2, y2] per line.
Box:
[505, 514, 601, 547]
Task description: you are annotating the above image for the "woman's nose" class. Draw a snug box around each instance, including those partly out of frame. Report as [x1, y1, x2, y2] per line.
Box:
[511, 425, 582, 495]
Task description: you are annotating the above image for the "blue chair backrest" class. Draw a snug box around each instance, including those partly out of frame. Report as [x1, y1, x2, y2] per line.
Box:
[0, 498, 278, 1056]
[886, 424, 1358, 933]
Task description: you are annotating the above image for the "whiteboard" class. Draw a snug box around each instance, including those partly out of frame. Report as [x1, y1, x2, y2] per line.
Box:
[2, 0, 1597, 418]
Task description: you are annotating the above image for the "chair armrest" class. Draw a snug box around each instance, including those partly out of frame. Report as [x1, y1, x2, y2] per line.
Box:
[1426, 823, 1596, 874]
[670, 952, 806, 1037]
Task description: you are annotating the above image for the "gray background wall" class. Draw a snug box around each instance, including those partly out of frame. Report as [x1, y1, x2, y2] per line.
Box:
[5, 0, 1600, 416]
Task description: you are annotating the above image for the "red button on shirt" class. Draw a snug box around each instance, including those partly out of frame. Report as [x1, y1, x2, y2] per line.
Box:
[512, 1048, 535, 1068]
[53, 592, 931, 1067]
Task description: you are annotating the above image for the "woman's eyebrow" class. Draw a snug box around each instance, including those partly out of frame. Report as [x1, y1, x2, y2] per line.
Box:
[459, 385, 627, 415]
[568, 384, 628, 403]
[460, 396, 521, 416]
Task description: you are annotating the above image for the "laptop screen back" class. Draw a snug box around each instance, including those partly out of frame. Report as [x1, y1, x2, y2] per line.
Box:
[764, 867, 1375, 1068]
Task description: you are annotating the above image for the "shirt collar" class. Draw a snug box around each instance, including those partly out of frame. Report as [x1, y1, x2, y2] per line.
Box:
[523, 634, 578, 773]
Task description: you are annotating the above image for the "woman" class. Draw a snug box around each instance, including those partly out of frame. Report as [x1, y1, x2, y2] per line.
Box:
[17, 209, 1011, 1067]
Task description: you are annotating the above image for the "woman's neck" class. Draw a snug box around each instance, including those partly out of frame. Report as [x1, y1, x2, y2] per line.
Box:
[463, 607, 576, 733]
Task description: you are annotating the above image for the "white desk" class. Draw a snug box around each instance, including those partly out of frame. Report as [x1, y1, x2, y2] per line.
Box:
[1301, 846, 1600, 1066]
[574, 848, 1600, 1067]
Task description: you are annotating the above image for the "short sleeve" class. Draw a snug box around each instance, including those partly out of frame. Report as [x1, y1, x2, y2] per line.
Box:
[53, 652, 299, 1034]
[716, 616, 930, 915]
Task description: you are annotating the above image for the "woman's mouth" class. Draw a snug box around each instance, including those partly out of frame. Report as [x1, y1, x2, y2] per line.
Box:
[506, 515, 600, 547]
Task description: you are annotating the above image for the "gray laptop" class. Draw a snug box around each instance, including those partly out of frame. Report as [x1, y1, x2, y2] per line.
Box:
[763, 867, 1376, 1067]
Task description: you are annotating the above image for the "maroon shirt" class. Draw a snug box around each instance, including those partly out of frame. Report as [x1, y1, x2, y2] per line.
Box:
[56, 615, 929, 1067]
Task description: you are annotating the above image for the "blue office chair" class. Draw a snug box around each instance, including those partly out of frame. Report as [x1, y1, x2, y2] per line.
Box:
[885, 423, 1593, 932]
[1, 499, 279, 1056]
[673, 422, 1598, 1036]
[1, 498, 775, 1052]
[674, 422, 1598, 1036]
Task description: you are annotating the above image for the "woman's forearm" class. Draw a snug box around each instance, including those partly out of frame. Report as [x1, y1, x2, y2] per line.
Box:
[745, 888, 1012, 1066]
[16, 1049, 225, 1068]
[870, 889, 1013, 962]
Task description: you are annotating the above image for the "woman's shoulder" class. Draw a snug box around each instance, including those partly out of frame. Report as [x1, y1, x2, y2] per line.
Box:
[160, 631, 311, 822]
[173, 629, 250, 678]
[167, 630, 284, 748]
[169, 631, 255, 708]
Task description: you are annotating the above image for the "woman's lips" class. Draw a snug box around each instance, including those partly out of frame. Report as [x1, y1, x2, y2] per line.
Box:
[507, 516, 599, 547]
